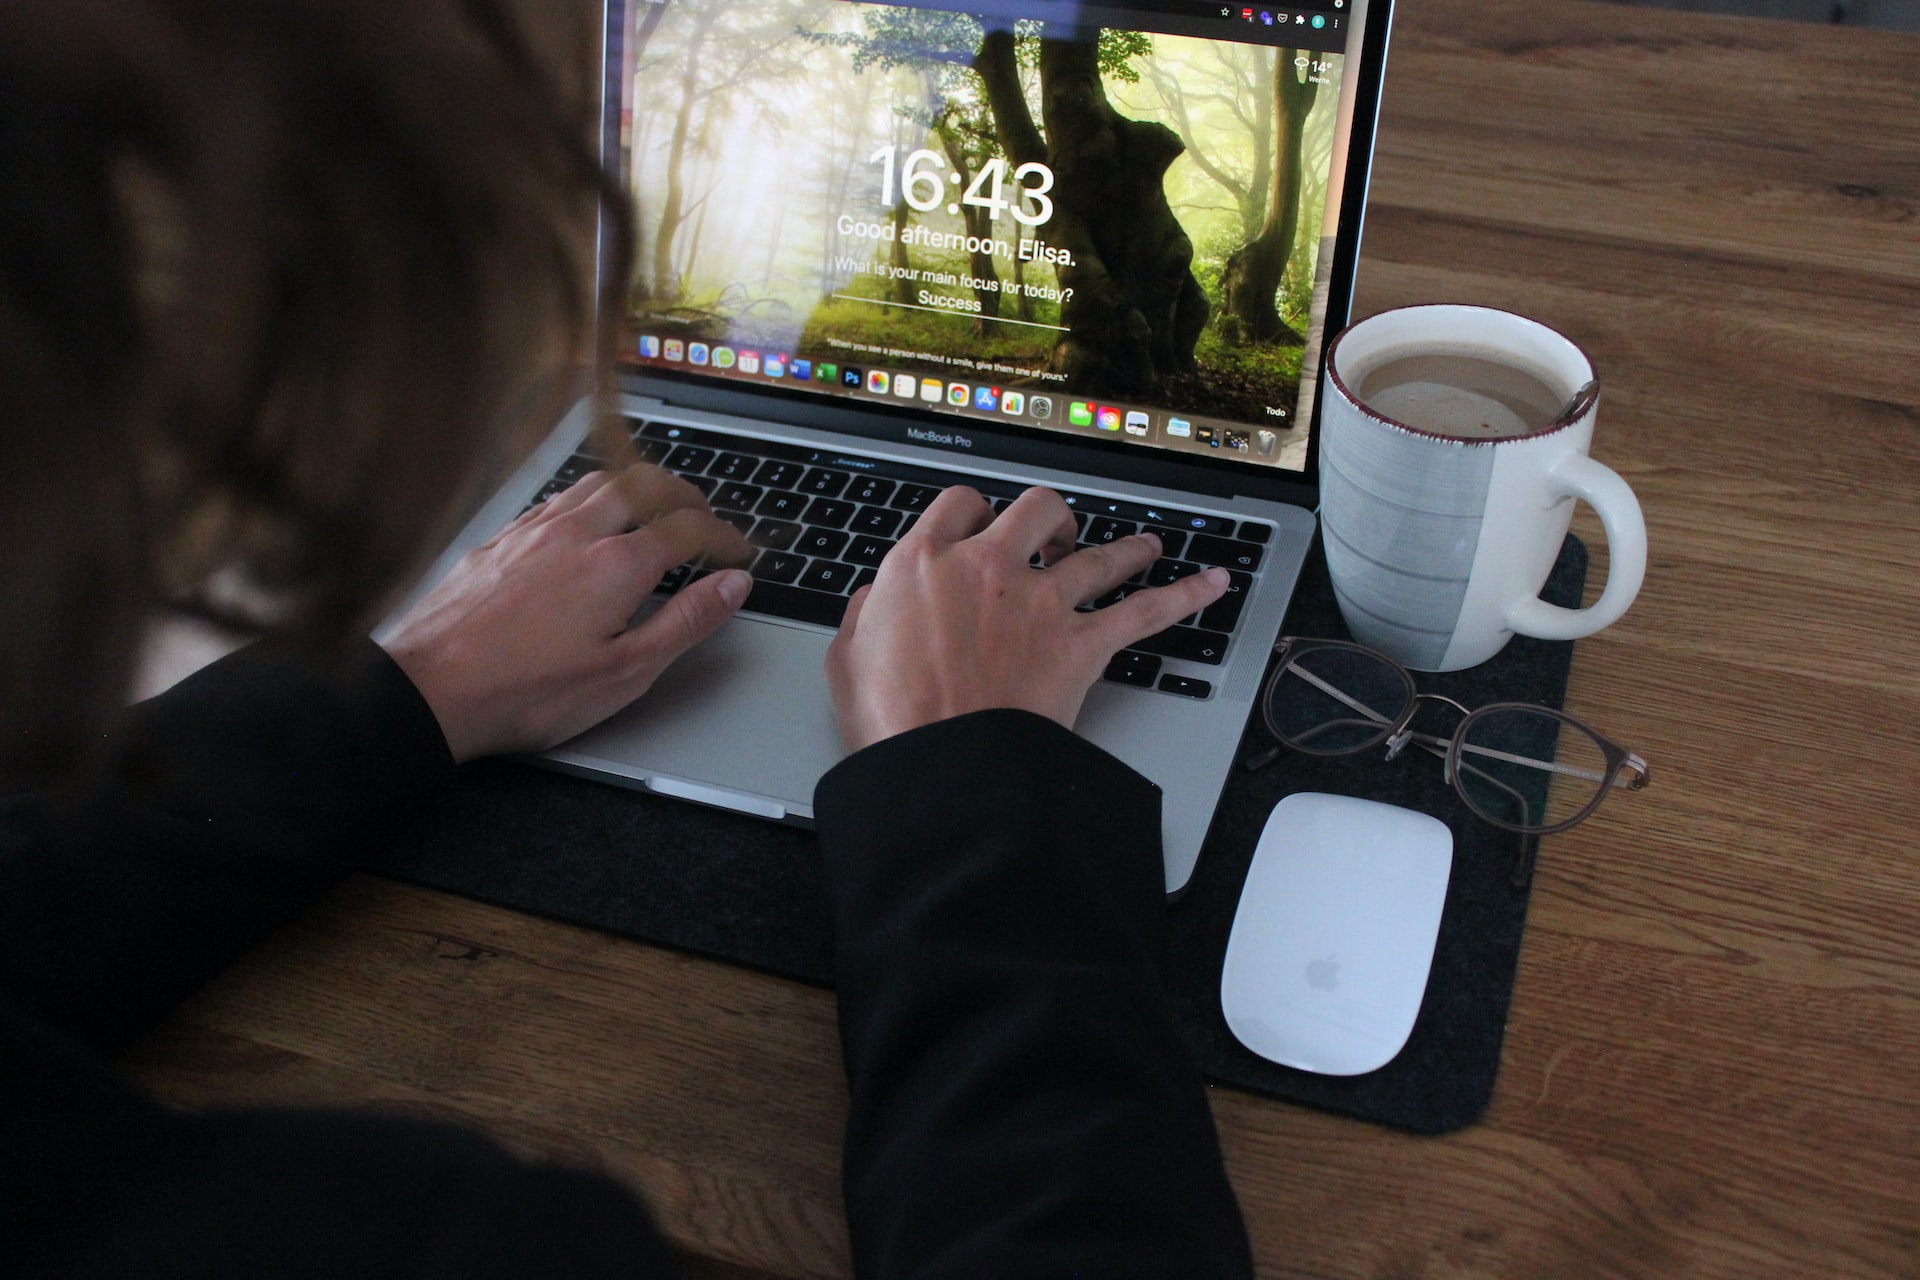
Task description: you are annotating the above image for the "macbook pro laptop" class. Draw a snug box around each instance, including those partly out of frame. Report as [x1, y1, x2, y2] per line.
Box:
[386, 0, 1395, 894]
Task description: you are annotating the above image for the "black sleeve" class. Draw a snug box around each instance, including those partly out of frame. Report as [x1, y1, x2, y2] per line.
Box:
[0, 639, 456, 1052]
[814, 709, 1254, 1280]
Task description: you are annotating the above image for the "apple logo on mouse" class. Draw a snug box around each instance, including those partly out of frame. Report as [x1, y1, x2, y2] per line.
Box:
[1305, 953, 1341, 991]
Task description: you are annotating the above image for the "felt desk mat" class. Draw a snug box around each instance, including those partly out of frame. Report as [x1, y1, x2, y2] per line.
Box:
[373, 535, 1587, 1135]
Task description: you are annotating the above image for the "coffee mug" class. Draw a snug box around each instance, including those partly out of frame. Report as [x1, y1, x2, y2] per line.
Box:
[1318, 304, 1646, 671]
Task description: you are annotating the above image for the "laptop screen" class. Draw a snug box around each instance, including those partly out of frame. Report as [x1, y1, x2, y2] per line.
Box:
[611, 0, 1384, 481]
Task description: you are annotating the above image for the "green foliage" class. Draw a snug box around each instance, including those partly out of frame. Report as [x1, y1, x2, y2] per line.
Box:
[798, 8, 983, 73]
[1194, 327, 1304, 383]
[1098, 29, 1153, 83]
[1279, 255, 1313, 333]
[1190, 220, 1244, 309]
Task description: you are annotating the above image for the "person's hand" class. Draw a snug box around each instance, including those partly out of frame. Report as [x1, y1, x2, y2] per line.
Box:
[381, 463, 753, 763]
[825, 485, 1230, 753]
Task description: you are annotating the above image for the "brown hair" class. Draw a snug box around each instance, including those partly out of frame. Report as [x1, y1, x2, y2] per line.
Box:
[0, 0, 631, 788]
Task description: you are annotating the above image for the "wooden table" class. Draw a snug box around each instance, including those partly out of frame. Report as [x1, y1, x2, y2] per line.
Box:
[125, 1, 1920, 1275]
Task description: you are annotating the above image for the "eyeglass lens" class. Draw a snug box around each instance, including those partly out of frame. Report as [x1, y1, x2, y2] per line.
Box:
[1269, 644, 1413, 754]
[1455, 706, 1611, 832]
[1270, 642, 1621, 834]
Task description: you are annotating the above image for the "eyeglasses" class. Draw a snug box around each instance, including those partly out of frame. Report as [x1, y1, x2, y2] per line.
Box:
[1247, 637, 1650, 837]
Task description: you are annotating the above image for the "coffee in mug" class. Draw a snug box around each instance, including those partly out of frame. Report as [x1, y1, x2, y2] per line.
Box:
[1353, 351, 1568, 440]
[1318, 305, 1646, 671]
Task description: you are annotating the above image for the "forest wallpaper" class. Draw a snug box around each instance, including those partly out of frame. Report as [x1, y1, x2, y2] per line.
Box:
[622, 0, 1343, 454]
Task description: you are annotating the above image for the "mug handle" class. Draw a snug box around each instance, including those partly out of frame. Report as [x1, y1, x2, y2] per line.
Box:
[1504, 453, 1646, 641]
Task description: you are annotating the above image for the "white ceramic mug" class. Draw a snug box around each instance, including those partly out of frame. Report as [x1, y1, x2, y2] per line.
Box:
[1318, 304, 1646, 671]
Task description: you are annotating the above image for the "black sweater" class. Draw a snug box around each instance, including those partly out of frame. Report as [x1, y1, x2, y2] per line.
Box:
[0, 643, 1251, 1278]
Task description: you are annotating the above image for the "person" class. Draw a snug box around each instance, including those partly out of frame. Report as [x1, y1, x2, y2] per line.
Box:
[0, 1, 1255, 1276]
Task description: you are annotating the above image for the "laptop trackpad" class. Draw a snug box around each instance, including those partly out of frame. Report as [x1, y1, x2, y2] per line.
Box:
[544, 613, 843, 819]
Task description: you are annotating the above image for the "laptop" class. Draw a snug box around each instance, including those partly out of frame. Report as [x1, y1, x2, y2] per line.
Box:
[386, 0, 1395, 895]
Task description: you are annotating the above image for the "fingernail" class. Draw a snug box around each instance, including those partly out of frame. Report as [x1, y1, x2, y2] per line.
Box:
[715, 568, 752, 609]
[1204, 567, 1229, 587]
[1139, 531, 1162, 553]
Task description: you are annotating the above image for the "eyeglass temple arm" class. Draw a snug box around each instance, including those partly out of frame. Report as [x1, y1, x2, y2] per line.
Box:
[1288, 663, 1396, 726]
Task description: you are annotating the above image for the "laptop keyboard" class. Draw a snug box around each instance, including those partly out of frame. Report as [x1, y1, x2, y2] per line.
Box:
[526, 418, 1273, 700]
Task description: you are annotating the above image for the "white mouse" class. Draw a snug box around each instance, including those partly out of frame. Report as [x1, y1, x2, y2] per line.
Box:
[1220, 792, 1452, 1076]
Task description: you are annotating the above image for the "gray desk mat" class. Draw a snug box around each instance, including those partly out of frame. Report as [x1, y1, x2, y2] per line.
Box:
[374, 535, 1586, 1135]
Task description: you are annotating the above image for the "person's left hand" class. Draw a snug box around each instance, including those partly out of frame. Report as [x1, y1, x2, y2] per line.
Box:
[381, 463, 753, 763]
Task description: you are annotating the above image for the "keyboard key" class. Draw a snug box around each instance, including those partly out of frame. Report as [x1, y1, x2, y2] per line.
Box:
[889, 483, 940, 513]
[1237, 521, 1273, 545]
[554, 454, 599, 483]
[1131, 626, 1231, 665]
[795, 527, 850, 559]
[744, 579, 850, 627]
[751, 549, 806, 584]
[753, 459, 805, 488]
[801, 468, 850, 497]
[1187, 533, 1264, 572]
[750, 519, 802, 550]
[663, 445, 715, 473]
[754, 490, 809, 520]
[847, 476, 896, 505]
[1146, 558, 1203, 587]
[1142, 526, 1187, 559]
[634, 439, 670, 465]
[798, 559, 860, 594]
[655, 563, 693, 593]
[1199, 570, 1253, 633]
[1085, 517, 1138, 546]
[845, 535, 895, 567]
[850, 506, 904, 538]
[710, 452, 758, 480]
[851, 568, 878, 593]
[1103, 651, 1162, 688]
[716, 510, 755, 536]
[682, 474, 717, 497]
[1157, 674, 1212, 699]
[1090, 583, 1149, 610]
[712, 482, 763, 512]
[803, 497, 855, 528]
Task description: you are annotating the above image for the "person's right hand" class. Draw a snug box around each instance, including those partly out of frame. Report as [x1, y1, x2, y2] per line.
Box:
[825, 485, 1230, 753]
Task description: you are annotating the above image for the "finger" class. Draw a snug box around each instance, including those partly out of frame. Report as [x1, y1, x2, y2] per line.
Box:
[1091, 565, 1230, 651]
[606, 506, 752, 593]
[481, 493, 563, 549]
[1043, 532, 1163, 606]
[904, 484, 994, 545]
[617, 566, 753, 687]
[536, 469, 613, 521]
[823, 582, 874, 748]
[838, 581, 873, 638]
[570, 463, 709, 537]
[979, 486, 1078, 564]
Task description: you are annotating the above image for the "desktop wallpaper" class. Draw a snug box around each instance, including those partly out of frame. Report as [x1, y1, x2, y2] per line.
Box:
[621, 0, 1345, 469]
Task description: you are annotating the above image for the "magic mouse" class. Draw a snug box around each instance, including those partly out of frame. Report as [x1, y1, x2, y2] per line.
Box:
[1220, 793, 1452, 1076]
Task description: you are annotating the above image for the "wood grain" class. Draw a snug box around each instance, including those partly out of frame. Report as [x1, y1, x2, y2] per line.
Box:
[125, 1, 1920, 1276]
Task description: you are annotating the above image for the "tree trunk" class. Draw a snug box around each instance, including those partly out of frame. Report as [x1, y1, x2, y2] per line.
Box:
[649, 11, 717, 304]
[975, 31, 1205, 396]
[1221, 50, 1316, 345]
